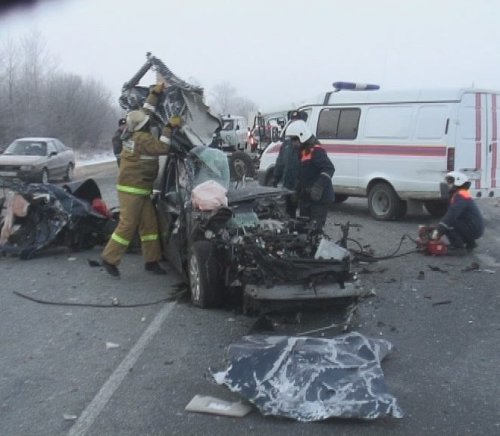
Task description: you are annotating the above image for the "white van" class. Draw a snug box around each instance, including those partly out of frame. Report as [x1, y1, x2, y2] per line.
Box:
[220, 115, 248, 151]
[258, 84, 500, 220]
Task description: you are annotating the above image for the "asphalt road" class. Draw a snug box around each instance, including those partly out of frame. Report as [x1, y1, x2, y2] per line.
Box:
[1, 163, 499, 435]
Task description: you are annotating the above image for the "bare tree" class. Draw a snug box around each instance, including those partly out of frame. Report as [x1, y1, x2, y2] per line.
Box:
[208, 81, 258, 122]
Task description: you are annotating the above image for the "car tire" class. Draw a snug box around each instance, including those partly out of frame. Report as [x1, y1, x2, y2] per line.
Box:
[368, 182, 407, 220]
[424, 200, 448, 217]
[41, 168, 49, 184]
[64, 163, 74, 182]
[229, 151, 256, 180]
[188, 241, 224, 308]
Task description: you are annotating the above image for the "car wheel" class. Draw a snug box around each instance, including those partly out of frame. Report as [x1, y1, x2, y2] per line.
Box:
[64, 163, 74, 181]
[188, 241, 224, 308]
[368, 182, 406, 220]
[424, 200, 448, 217]
[41, 168, 49, 184]
[229, 151, 256, 180]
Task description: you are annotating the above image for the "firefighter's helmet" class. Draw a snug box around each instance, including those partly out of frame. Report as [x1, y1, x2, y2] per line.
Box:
[284, 120, 313, 143]
[445, 171, 469, 187]
[126, 110, 150, 132]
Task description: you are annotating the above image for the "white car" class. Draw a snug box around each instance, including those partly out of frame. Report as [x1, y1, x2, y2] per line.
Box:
[0, 137, 76, 184]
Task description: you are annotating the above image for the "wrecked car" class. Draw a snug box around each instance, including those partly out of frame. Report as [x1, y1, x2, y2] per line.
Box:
[155, 145, 361, 310]
[0, 178, 115, 259]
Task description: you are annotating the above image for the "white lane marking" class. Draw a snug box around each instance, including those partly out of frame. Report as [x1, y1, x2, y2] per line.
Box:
[68, 302, 176, 436]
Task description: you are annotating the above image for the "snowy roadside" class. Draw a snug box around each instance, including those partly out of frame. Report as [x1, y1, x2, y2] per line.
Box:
[75, 151, 116, 167]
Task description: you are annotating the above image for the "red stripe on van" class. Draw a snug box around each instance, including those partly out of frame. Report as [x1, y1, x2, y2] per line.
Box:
[321, 144, 446, 157]
[265, 142, 447, 157]
[475, 93, 482, 189]
[492, 94, 497, 188]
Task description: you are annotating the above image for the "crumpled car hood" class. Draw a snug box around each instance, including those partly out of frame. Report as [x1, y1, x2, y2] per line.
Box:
[227, 185, 291, 204]
[213, 332, 403, 421]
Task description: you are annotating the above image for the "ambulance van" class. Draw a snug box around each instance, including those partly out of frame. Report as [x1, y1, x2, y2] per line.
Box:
[258, 83, 500, 220]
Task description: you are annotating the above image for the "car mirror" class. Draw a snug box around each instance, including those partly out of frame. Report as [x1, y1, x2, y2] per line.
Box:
[49, 151, 58, 157]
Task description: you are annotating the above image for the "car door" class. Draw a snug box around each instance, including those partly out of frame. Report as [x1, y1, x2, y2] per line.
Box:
[155, 155, 188, 277]
[46, 140, 62, 178]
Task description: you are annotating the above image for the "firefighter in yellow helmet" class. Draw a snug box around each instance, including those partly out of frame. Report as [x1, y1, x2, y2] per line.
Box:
[101, 83, 181, 277]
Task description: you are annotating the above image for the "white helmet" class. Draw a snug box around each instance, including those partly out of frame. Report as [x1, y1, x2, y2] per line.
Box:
[126, 110, 150, 132]
[445, 171, 469, 187]
[284, 120, 313, 144]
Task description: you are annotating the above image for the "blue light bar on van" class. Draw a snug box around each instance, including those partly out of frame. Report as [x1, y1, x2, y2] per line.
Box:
[333, 82, 380, 91]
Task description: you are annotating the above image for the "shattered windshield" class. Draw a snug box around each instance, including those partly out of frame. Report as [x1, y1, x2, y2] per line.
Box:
[4, 140, 47, 156]
[189, 146, 230, 188]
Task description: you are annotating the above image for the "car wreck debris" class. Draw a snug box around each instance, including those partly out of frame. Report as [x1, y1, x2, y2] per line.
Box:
[185, 395, 252, 418]
[213, 331, 403, 421]
[0, 178, 115, 259]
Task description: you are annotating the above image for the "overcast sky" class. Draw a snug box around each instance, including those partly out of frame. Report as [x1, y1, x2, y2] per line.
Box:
[1, 0, 500, 112]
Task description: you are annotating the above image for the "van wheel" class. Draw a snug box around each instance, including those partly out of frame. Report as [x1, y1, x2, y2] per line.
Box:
[229, 151, 255, 180]
[424, 200, 448, 217]
[368, 182, 407, 220]
[189, 241, 223, 308]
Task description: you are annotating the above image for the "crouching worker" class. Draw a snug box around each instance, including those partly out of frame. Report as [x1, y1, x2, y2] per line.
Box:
[432, 171, 484, 254]
[101, 83, 182, 277]
[284, 120, 335, 230]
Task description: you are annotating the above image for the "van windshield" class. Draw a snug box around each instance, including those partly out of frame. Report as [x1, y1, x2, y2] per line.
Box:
[221, 120, 234, 131]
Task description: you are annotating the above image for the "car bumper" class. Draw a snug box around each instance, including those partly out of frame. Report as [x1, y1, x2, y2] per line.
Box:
[244, 280, 363, 300]
[0, 170, 42, 183]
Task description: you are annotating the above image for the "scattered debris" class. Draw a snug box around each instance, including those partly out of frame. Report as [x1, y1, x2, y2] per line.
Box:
[185, 395, 252, 417]
[417, 271, 425, 280]
[213, 332, 403, 421]
[432, 300, 452, 306]
[62, 414, 78, 421]
[105, 342, 119, 349]
[428, 265, 448, 273]
[67, 257, 77, 262]
[462, 262, 480, 272]
[87, 259, 101, 267]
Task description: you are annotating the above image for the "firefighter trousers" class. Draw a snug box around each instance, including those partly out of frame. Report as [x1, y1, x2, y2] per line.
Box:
[102, 191, 161, 266]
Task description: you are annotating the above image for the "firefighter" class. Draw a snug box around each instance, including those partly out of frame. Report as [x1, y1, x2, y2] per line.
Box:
[284, 120, 335, 230]
[112, 118, 127, 167]
[431, 171, 484, 254]
[101, 83, 181, 277]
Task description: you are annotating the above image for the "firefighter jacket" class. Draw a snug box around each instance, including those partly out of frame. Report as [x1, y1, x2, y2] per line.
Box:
[437, 189, 484, 239]
[298, 144, 335, 203]
[117, 90, 171, 196]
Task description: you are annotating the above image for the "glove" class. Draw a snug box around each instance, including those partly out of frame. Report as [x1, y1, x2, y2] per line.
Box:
[310, 173, 330, 201]
[151, 82, 165, 95]
[168, 115, 183, 128]
[431, 229, 440, 240]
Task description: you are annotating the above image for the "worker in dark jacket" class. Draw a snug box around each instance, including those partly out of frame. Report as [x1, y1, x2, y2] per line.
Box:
[112, 118, 127, 167]
[270, 111, 306, 217]
[101, 83, 181, 277]
[284, 120, 335, 230]
[432, 171, 484, 254]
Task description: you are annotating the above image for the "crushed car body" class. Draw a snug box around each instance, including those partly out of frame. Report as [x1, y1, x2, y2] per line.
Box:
[0, 178, 115, 259]
[155, 145, 361, 309]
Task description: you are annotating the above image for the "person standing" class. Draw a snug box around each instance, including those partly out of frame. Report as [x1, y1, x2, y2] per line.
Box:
[431, 171, 484, 254]
[101, 83, 181, 277]
[112, 118, 127, 167]
[270, 111, 304, 217]
[284, 120, 335, 230]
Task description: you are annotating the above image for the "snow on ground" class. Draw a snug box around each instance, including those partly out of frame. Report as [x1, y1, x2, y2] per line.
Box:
[75, 151, 115, 167]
